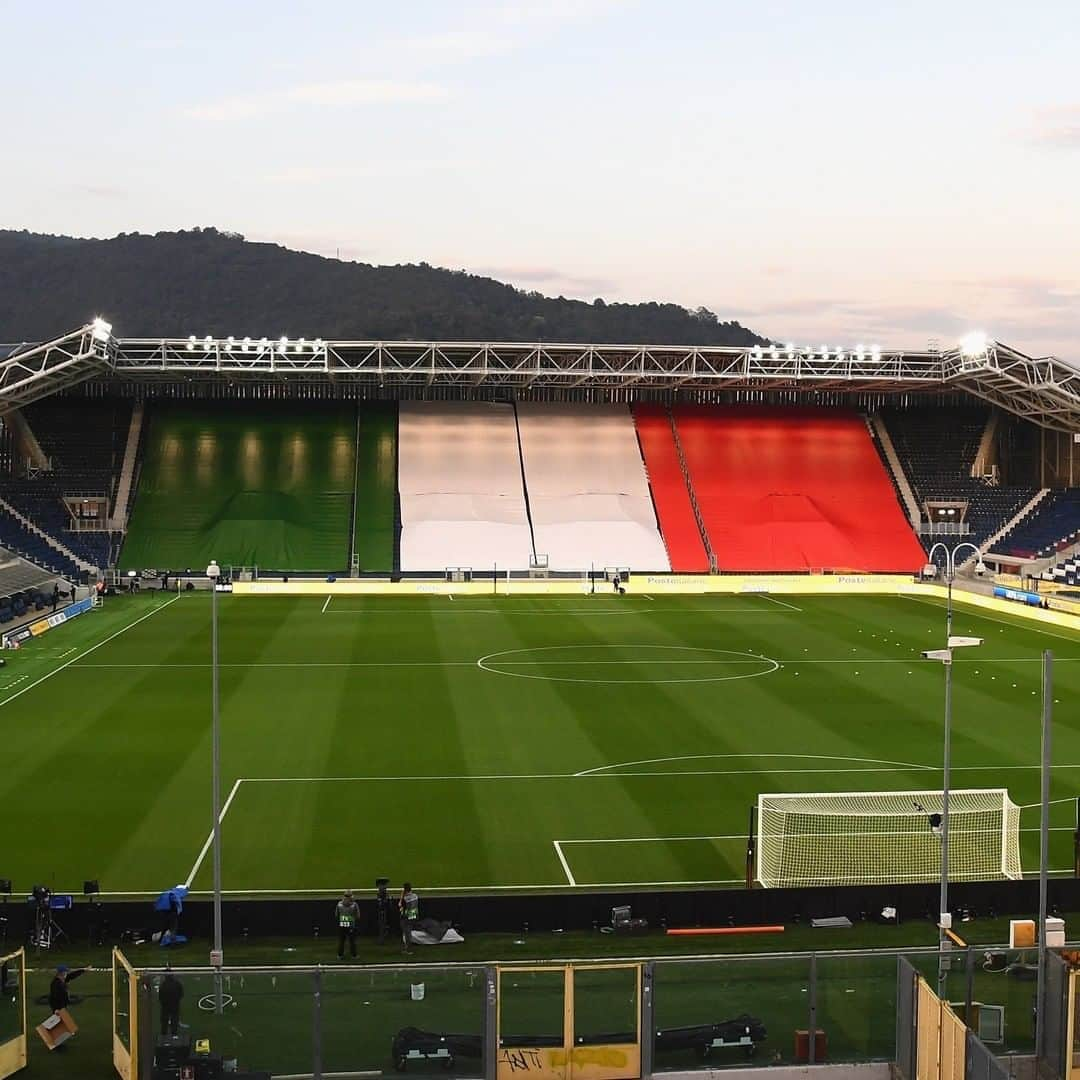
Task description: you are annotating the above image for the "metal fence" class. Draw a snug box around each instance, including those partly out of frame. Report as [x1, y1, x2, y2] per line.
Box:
[110, 942, 1062, 1080]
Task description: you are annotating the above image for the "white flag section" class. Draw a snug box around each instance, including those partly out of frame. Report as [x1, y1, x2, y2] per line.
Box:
[517, 403, 671, 571]
[398, 402, 534, 571]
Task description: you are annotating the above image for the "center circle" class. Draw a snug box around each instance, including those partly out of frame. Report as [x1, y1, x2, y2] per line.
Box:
[475, 644, 779, 685]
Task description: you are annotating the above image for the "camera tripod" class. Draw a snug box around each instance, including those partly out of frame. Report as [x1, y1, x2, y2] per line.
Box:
[33, 902, 66, 950]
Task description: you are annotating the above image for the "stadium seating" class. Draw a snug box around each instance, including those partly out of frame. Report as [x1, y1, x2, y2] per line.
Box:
[879, 407, 1037, 551]
[516, 403, 670, 571]
[398, 401, 534, 571]
[118, 403, 355, 571]
[20, 397, 131, 492]
[994, 489, 1080, 558]
[632, 405, 709, 571]
[353, 404, 397, 574]
[0, 501, 82, 580]
[672, 406, 925, 572]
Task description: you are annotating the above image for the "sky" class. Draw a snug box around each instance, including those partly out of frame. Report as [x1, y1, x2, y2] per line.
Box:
[2, 0, 1078, 358]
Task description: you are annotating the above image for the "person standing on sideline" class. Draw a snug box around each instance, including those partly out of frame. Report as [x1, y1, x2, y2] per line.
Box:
[335, 890, 360, 959]
[159, 970, 184, 1036]
[49, 964, 85, 1013]
[399, 883, 419, 953]
[51, 583, 60, 612]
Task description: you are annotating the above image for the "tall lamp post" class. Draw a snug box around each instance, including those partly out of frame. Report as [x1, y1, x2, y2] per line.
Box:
[922, 541, 986, 994]
[206, 559, 224, 1012]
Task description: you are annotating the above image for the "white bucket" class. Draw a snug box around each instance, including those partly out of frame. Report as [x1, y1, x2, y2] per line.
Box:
[410, 982, 425, 1001]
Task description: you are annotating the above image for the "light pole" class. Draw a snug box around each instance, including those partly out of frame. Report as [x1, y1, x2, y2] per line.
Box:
[923, 541, 986, 995]
[206, 559, 223, 1012]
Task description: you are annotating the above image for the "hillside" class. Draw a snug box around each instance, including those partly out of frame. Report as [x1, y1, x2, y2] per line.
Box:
[0, 228, 765, 345]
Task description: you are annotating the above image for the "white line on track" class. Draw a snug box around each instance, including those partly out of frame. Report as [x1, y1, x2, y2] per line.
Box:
[552, 841, 576, 886]
[321, 594, 332, 614]
[184, 778, 244, 889]
[0, 595, 180, 708]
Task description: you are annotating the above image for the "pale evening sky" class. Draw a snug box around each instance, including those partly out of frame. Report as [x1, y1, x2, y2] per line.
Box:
[2, 0, 1078, 358]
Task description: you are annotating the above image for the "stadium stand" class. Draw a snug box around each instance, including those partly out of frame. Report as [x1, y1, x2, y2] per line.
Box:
[672, 406, 925, 572]
[20, 397, 131, 492]
[632, 405, 709, 571]
[0, 500, 83, 579]
[879, 407, 1038, 551]
[995, 488, 1080, 558]
[353, 404, 397, 574]
[397, 401, 534, 571]
[118, 403, 355, 572]
[516, 403, 670, 571]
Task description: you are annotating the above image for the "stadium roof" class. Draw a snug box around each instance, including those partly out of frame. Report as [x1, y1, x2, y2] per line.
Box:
[2, 322, 1079, 431]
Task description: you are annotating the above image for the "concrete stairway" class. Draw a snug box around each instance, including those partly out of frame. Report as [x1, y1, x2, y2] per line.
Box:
[110, 401, 144, 530]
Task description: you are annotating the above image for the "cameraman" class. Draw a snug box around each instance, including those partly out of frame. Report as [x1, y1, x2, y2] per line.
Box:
[335, 890, 360, 959]
[399, 883, 419, 954]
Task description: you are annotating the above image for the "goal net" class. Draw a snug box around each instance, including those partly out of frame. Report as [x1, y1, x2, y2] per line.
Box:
[755, 789, 1021, 889]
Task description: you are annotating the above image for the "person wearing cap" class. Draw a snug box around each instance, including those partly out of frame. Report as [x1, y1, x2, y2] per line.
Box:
[48, 964, 86, 1014]
[335, 890, 360, 959]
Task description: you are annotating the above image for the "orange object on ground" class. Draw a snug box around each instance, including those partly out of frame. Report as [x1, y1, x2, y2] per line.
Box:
[666, 925, 784, 936]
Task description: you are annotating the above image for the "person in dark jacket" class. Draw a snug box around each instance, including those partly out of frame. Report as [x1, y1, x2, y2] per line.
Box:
[159, 971, 184, 1036]
[335, 890, 360, 959]
[48, 964, 85, 1013]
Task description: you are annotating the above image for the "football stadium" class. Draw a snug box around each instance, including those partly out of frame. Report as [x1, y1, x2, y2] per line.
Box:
[2, 321, 1080, 1080]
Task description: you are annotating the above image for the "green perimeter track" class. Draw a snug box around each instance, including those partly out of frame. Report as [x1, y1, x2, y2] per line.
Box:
[2, 590, 1079, 897]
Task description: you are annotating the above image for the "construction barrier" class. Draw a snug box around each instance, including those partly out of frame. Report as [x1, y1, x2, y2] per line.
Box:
[0, 949, 26, 1079]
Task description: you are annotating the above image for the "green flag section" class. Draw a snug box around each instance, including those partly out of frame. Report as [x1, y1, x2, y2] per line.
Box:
[353, 403, 397, 574]
[119, 403, 356, 572]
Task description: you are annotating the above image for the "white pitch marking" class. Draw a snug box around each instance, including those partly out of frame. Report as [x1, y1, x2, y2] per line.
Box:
[574, 752, 934, 777]
[184, 778, 244, 889]
[559, 834, 746, 844]
[552, 840, 577, 886]
[0, 595, 180, 708]
[899, 594, 1080, 645]
[756, 593, 803, 612]
[642, 594, 655, 600]
[321, 594, 332, 614]
[448, 593, 455, 601]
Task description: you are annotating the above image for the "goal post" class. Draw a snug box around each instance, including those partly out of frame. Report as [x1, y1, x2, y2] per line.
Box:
[755, 789, 1022, 888]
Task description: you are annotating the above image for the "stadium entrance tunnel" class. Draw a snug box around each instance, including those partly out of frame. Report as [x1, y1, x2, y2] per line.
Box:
[476, 644, 779, 684]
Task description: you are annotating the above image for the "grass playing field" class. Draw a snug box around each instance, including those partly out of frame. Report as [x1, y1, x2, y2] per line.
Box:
[2, 587, 1078, 898]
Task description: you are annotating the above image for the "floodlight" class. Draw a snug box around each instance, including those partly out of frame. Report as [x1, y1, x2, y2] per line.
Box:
[770, 344, 779, 360]
[786, 342, 795, 359]
[242, 336, 252, 352]
[187, 335, 197, 351]
[259, 337, 269, 350]
[835, 348, 845, 361]
[206, 559, 221, 581]
[278, 336, 288, 355]
[820, 345, 829, 359]
[313, 338, 325, 353]
[295, 338, 306, 353]
[752, 346, 762, 360]
[870, 344, 881, 361]
[959, 331, 989, 358]
[90, 317, 112, 342]
[127, 570, 136, 578]
[204, 336, 213, 350]
[855, 344, 865, 361]
[226, 336, 235, 351]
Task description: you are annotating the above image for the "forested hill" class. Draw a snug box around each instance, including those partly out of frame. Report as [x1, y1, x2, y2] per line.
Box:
[0, 228, 766, 345]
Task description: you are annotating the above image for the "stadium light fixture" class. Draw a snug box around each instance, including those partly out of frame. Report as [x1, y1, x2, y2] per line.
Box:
[786, 342, 795, 360]
[90, 317, 112, 343]
[242, 337, 252, 353]
[959, 331, 989, 358]
[226, 336, 235, 351]
[870, 345, 881, 362]
[259, 337, 269, 351]
[278, 336, 289, 355]
[295, 338, 306, 354]
[204, 336, 213, 351]
[313, 338, 325, 355]
[855, 344, 865, 361]
[186, 335, 197, 351]
[835, 347, 845, 361]
[819, 345, 829, 360]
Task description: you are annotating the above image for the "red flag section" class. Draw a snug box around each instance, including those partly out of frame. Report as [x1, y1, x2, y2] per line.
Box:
[670, 406, 925, 572]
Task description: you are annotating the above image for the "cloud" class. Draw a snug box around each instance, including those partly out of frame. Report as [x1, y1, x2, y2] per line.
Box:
[1023, 105, 1080, 148]
[184, 79, 448, 121]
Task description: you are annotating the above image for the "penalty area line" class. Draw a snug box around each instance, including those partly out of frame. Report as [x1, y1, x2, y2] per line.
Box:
[0, 595, 180, 709]
[184, 778, 244, 889]
[552, 841, 577, 886]
[321, 595, 332, 614]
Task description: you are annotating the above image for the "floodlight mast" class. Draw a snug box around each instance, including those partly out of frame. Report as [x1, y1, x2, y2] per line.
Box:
[205, 558, 223, 1013]
[924, 541, 985, 996]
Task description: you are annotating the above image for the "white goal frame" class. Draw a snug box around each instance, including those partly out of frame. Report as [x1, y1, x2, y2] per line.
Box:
[755, 788, 1022, 889]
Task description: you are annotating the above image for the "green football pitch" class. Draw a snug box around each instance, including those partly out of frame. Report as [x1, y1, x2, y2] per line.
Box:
[2, 589, 1078, 898]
